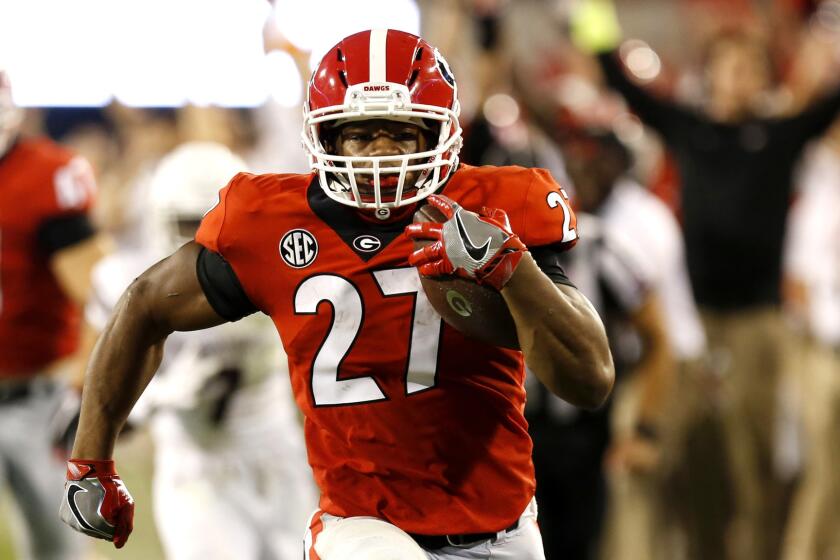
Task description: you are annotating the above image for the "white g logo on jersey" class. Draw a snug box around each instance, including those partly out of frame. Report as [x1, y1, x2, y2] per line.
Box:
[280, 229, 318, 268]
[352, 235, 381, 253]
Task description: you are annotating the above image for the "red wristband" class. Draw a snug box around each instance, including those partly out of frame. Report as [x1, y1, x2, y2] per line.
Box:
[67, 459, 116, 480]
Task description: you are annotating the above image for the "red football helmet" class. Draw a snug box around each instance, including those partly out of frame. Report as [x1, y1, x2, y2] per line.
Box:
[302, 29, 462, 210]
[0, 69, 22, 157]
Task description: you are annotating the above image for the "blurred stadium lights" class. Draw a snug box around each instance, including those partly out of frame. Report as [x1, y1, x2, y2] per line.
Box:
[111, 0, 269, 107]
[620, 39, 662, 82]
[483, 93, 521, 128]
[271, 0, 420, 69]
[612, 112, 644, 145]
[0, 0, 416, 108]
[0, 0, 115, 106]
[555, 74, 600, 112]
[812, 0, 840, 36]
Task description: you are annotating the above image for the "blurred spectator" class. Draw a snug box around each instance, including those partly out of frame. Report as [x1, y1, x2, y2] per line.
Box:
[457, 13, 678, 556]
[458, 4, 573, 191]
[586, 131, 706, 363]
[95, 106, 180, 247]
[526, 209, 670, 560]
[248, 20, 311, 174]
[561, 127, 678, 560]
[780, 117, 840, 560]
[560, 126, 727, 560]
[0, 68, 108, 559]
[48, 112, 119, 193]
[526, 125, 673, 559]
[572, 3, 840, 557]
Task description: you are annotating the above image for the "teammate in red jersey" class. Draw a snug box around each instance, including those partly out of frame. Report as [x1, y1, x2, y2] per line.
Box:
[0, 68, 108, 559]
[61, 30, 613, 558]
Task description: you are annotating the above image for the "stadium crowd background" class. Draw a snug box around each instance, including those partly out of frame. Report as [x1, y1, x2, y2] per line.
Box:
[1, 0, 839, 558]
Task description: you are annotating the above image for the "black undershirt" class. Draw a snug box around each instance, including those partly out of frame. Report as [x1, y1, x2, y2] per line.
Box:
[599, 50, 840, 310]
[195, 247, 258, 321]
[531, 244, 575, 288]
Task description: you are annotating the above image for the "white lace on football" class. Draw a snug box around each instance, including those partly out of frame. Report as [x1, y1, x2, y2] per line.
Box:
[302, 83, 463, 210]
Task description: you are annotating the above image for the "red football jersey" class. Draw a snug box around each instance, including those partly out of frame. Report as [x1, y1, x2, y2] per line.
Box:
[196, 164, 577, 535]
[0, 138, 96, 374]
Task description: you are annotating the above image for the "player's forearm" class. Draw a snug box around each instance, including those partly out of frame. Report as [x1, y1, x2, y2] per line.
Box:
[502, 254, 614, 409]
[72, 282, 170, 459]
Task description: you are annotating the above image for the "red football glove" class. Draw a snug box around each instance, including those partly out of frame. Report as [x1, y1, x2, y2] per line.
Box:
[405, 194, 527, 290]
[59, 459, 134, 548]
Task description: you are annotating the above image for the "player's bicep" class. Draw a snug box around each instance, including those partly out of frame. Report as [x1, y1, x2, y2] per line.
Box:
[123, 242, 226, 334]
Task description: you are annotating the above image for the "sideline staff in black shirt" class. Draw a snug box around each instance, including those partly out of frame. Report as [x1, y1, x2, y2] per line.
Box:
[597, 34, 840, 310]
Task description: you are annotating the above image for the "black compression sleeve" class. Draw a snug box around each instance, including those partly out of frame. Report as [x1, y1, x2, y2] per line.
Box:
[36, 213, 95, 255]
[530, 245, 576, 288]
[195, 246, 258, 321]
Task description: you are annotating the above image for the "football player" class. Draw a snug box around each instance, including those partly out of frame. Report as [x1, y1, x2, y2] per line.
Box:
[84, 142, 316, 559]
[60, 30, 614, 559]
[0, 68, 107, 559]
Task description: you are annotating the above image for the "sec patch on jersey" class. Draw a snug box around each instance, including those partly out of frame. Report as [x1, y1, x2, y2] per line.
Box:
[412, 203, 520, 349]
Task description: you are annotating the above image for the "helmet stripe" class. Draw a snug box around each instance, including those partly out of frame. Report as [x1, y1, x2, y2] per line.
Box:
[369, 29, 388, 82]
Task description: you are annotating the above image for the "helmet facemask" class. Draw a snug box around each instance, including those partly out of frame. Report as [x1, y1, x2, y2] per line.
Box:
[303, 83, 462, 210]
[302, 83, 462, 209]
[303, 30, 463, 211]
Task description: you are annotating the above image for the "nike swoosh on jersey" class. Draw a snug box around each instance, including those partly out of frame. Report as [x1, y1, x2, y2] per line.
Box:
[455, 210, 492, 262]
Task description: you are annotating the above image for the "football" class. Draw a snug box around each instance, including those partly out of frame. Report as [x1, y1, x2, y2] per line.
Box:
[412, 204, 520, 350]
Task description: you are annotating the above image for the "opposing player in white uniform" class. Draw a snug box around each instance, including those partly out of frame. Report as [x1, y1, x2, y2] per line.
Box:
[85, 142, 316, 560]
